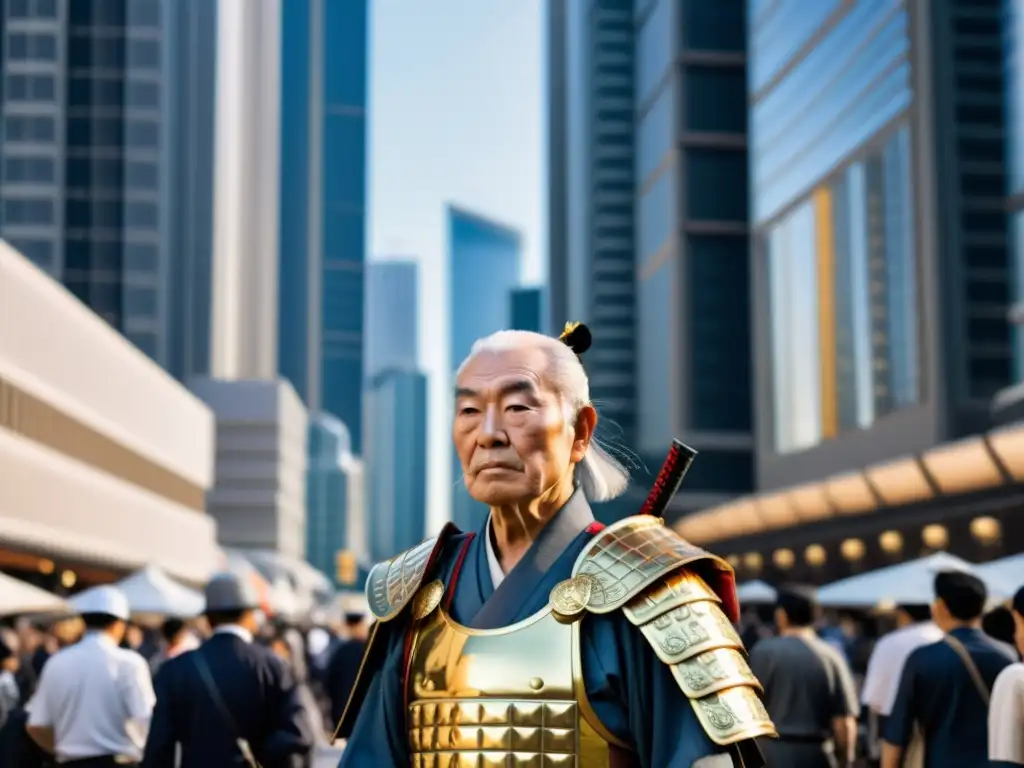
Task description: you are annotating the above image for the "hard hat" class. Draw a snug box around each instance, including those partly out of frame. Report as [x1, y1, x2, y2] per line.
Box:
[204, 571, 261, 613]
[71, 585, 131, 622]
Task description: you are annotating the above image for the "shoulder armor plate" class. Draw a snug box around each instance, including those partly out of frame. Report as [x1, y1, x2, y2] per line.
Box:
[571, 515, 732, 614]
[365, 537, 438, 622]
[573, 516, 777, 746]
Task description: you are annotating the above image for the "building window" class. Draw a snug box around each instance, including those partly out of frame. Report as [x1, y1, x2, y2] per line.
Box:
[684, 66, 747, 133]
[768, 201, 822, 452]
[4, 198, 54, 225]
[5, 116, 55, 142]
[7, 238, 52, 270]
[766, 127, 920, 452]
[4, 156, 54, 183]
[688, 235, 752, 432]
[124, 286, 158, 317]
[685, 149, 748, 221]
[681, 0, 746, 53]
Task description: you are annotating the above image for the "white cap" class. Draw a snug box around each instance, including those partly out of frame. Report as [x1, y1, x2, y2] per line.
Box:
[71, 585, 130, 622]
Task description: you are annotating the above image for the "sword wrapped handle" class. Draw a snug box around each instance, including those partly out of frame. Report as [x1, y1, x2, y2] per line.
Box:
[639, 439, 697, 517]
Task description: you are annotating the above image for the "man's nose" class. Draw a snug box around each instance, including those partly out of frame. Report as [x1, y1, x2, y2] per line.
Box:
[477, 405, 509, 447]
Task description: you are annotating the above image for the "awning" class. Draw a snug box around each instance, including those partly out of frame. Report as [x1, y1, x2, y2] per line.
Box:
[814, 552, 1011, 609]
[0, 573, 69, 617]
[114, 566, 205, 618]
[677, 423, 1024, 545]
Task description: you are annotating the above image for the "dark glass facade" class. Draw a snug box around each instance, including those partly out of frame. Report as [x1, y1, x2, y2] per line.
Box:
[634, 0, 753, 500]
[367, 370, 427, 562]
[306, 413, 353, 585]
[279, 0, 368, 452]
[509, 286, 545, 332]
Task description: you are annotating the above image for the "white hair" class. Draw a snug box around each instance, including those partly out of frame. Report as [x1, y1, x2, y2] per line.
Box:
[456, 329, 629, 502]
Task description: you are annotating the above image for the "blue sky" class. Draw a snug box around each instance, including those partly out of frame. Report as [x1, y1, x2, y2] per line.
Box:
[368, 1, 545, 533]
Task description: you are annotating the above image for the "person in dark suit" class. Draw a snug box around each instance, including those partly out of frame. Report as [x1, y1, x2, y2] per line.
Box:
[141, 573, 314, 768]
[324, 612, 369, 729]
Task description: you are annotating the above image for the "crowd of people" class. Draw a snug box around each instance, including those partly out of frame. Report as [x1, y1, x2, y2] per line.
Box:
[0, 572, 369, 767]
[739, 571, 1024, 767]
[0, 567, 1022, 766]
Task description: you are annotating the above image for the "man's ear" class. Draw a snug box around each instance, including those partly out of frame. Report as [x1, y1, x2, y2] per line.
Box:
[572, 404, 597, 463]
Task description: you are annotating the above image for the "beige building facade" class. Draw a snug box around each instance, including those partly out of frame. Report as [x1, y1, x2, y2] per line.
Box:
[0, 242, 220, 584]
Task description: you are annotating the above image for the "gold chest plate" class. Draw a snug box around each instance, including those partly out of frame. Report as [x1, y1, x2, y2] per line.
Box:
[405, 592, 615, 768]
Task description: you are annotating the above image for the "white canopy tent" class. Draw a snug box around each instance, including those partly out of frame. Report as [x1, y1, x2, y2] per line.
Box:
[815, 552, 1010, 609]
[975, 554, 1024, 595]
[736, 580, 777, 605]
[0, 573, 68, 617]
[114, 565, 204, 618]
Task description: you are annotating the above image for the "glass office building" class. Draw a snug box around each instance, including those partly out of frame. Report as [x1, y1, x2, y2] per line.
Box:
[279, 0, 368, 452]
[754, 2, 917, 454]
[366, 369, 428, 562]
[0, 0, 215, 378]
[549, 0, 753, 519]
[752, 0, 1010, 488]
[366, 260, 419, 379]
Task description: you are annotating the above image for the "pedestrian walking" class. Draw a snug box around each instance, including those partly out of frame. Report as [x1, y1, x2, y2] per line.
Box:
[24, 585, 155, 767]
[989, 584, 1024, 766]
[749, 585, 860, 768]
[141, 572, 313, 767]
[882, 570, 1015, 767]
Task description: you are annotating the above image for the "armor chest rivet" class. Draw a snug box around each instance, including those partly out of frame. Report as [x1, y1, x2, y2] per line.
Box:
[528, 677, 544, 690]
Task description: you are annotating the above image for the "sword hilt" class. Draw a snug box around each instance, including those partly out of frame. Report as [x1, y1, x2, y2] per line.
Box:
[639, 439, 697, 517]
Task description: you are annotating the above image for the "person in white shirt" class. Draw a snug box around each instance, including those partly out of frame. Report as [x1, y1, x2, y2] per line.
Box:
[990, 585, 1024, 766]
[861, 603, 943, 763]
[25, 585, 156, 767]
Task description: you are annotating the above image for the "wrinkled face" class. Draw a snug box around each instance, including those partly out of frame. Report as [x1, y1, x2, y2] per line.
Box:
[453, 346, 591, 506]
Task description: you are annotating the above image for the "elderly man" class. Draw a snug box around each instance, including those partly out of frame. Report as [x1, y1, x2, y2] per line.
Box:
[336, 323, 776, 767]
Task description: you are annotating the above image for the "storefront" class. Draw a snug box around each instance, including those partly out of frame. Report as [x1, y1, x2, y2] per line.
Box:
[0, 242, 221, 587]
[676, 422, 1024, 586]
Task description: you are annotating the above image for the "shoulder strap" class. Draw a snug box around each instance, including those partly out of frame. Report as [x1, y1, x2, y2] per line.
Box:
[192, 652, 262, 768]
[944, 635, 990, 705]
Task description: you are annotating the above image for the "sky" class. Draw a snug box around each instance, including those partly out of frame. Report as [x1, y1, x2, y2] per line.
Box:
[369, 1, 546, 534]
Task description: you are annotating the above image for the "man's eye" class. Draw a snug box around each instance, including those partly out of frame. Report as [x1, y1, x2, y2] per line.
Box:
[507, 404, 529, 413]
[459, 407, 479, 416]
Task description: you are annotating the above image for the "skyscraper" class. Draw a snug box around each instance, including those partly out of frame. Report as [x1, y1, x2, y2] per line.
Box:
[448, 205, 522, 530]
[306, 412, 363, 583]
[509, 286, 545, 332]
[210, 0, 282, 380]
[547, 0, 638, 452]
[0, 0, 217, 378]
[547, 0, 753, 521]
[366, 260, 419, 379]
[749, 0, 1011, 491]
[365, 369, 428, 562]
[278, 0, 368, 452]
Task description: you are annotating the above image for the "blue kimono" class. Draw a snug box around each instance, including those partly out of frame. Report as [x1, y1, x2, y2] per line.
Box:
[339, 492, 743, 767]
